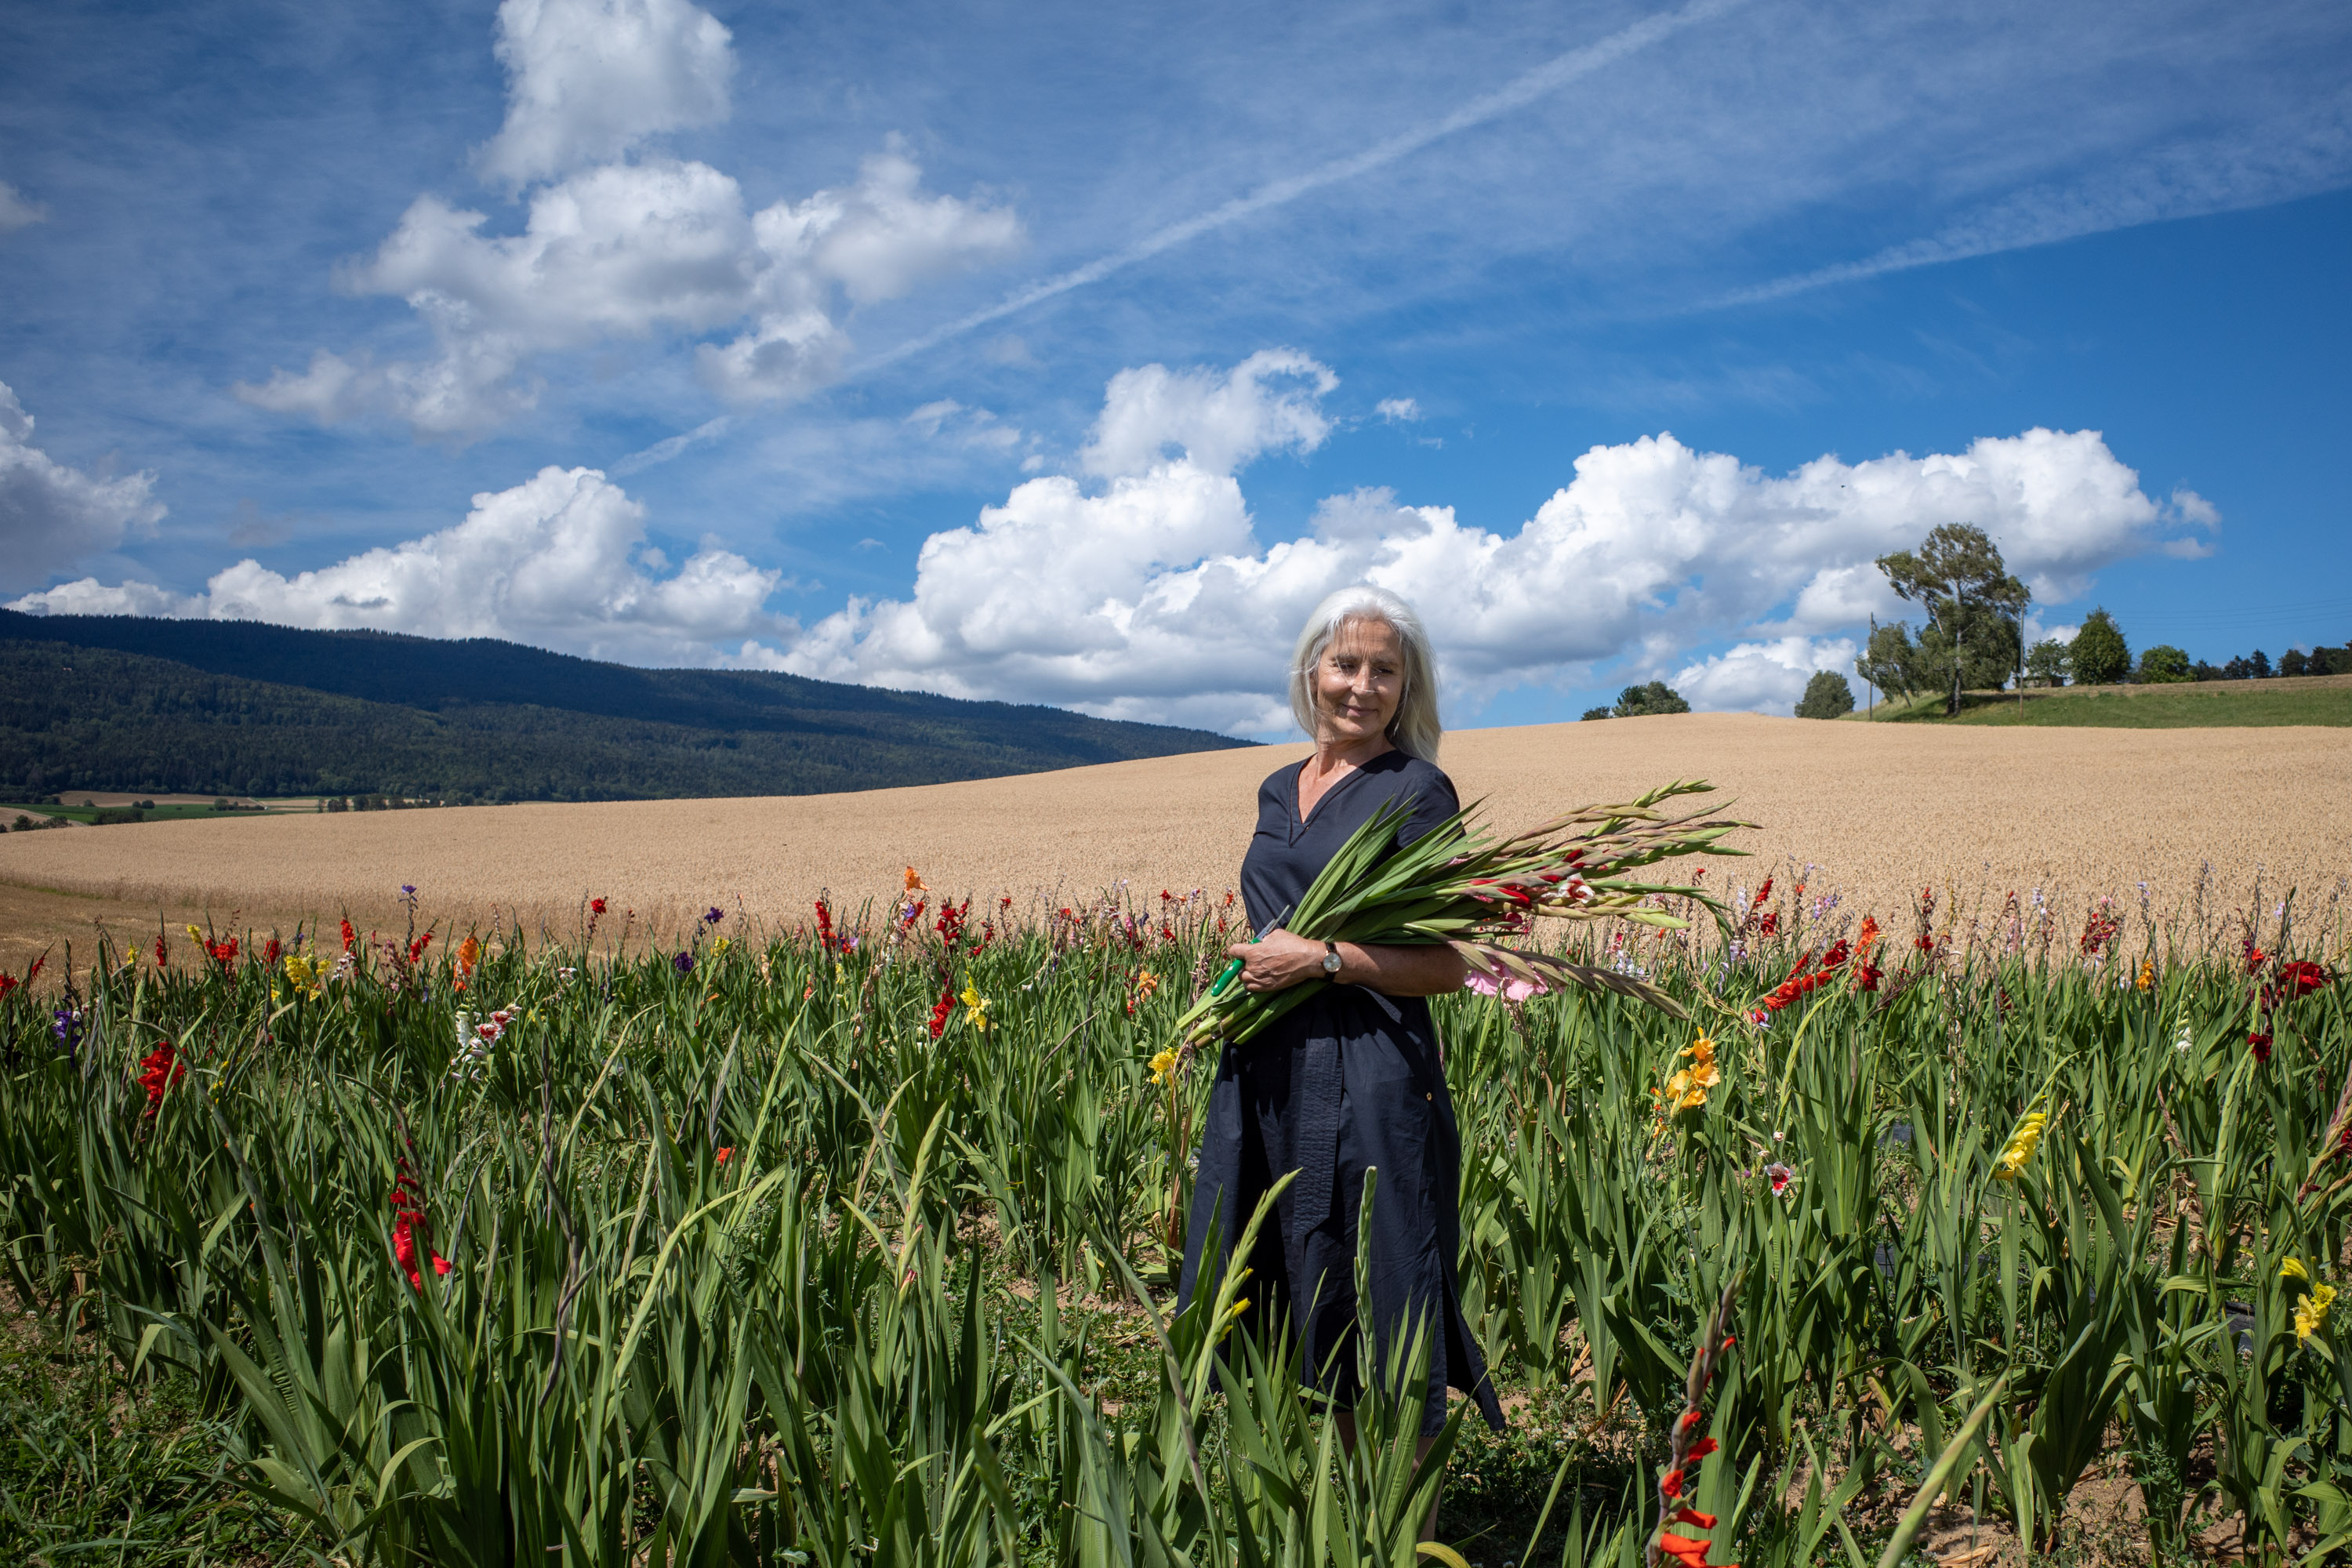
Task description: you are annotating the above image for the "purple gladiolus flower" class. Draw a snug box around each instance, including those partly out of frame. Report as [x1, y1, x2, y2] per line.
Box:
[673, 950, 695, 975]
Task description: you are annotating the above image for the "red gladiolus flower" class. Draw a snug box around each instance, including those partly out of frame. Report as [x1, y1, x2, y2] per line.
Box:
[1659, 1468, 1684, 1497]
[2278, 960, 2333, 998]
[1670, 1508, 1719, 1530]
[340, 918, 356, 953]
[714, 1146, 733, 1164]
[590, 897, 607, 916]
[0, 974, 17, 1001]
[389, 1158, 450, 1290]
[927, 988, 955, 1040]
[1656, 1530, 1735, 1568]
[1688, 1436, 1720, 1458]
[2250, 1029, 2273, 1063]
[1760, 944, 1849, 1011]
[408, 931, 434, 964]
[137, 1042, 185, 1118]
[1756, 910, 1778, 936]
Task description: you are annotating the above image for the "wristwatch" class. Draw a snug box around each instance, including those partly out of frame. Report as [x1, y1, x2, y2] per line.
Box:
[1321, 941, 1344, 975]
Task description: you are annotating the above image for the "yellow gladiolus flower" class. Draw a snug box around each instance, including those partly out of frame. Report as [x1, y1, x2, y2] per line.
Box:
[2136, 960, 2154, 992]
[960, 982, 989, 1031]
[1656, 1069, 1708, 1115]
[283, 953, 322, 997]
[2283, 1257, 2312, 1282]
[2298, 1283, 2336, 1344]
[1149, 1047, 1179, 1086]
[185, 924, 205, 945]
[1993, 1109, 2049, 1181]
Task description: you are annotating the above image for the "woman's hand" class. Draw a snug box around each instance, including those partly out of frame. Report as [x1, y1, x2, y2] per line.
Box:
[1226, 930, 1330, 994]
[1224, 931, 1469, 997]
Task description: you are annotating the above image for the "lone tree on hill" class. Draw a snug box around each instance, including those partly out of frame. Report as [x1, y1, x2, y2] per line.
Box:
[1795, 670, 1855, 719]
[1612, 681, 1690, 717]
[2137, 644, 2192, 684]
[1857, 617, 1923, 706]
[2069, 608, 2130, 685]
[1875, 523, 2031, 716]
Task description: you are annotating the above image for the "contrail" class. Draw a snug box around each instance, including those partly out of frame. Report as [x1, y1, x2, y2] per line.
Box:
[612, 415, 731, 476]
[1700, 99, 2352, 311]
[859, 0, 1748, 373]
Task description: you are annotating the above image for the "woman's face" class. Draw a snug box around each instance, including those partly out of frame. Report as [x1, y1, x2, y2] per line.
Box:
[1313, 617, 1405, 747]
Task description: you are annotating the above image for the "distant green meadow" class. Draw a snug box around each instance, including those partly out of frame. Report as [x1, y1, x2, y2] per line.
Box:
[2, 884, 2348, 1565]
[1858, 676, 2352, 728]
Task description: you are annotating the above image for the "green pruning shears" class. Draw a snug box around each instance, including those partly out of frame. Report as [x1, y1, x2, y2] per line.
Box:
[1210, 904, 1294, 999]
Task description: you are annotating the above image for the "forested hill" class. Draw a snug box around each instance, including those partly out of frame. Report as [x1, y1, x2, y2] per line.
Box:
[0, 612, 1251, 802]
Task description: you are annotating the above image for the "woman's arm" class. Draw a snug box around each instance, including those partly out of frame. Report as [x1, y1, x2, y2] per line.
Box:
[1225, 930, 1468, 998]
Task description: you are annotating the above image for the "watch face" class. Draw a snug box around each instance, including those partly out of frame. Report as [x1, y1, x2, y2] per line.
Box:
[1323, 951, 1343, 972]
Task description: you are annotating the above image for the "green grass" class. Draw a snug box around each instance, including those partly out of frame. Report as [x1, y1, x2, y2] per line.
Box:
[1853, 674, 2352, 727]
[4, 801, 271, 826]
[0, 1304, 297, 1563]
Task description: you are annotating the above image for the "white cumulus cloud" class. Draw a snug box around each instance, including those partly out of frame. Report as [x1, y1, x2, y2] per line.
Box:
[1671, 636, 1859, 715]
[478, 0, 734, 188]
[779, 351, 2216, 732]
[0, 381, 167, 593]
[239, 0, 1021, 441]
[10, 466, 787, 666]
[1080, 349, 1337, 478]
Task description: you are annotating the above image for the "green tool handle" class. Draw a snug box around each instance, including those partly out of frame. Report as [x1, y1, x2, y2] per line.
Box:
[1209, 904, 1293, 999]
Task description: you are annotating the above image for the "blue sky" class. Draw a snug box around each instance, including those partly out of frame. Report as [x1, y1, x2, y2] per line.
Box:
[2, 0, 2347, 735]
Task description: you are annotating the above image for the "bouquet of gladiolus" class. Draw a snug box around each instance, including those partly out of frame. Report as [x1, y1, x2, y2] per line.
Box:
[1171, 779, 1750, 1049]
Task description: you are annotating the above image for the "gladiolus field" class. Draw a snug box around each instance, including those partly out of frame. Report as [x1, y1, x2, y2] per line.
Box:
[3, 861, 2351, 1566]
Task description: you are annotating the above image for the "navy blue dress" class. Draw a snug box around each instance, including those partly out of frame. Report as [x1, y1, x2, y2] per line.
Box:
[1177, 749, 1506, 1435]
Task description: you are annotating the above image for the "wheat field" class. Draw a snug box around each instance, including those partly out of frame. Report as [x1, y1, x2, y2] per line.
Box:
[5, 711, 2349, 967]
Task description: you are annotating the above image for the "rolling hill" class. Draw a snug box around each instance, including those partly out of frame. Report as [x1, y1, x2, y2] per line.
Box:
[0, 611, 1251, 802]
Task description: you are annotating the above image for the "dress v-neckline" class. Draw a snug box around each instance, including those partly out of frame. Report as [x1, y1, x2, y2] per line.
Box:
[1293, 754, 1374, 832]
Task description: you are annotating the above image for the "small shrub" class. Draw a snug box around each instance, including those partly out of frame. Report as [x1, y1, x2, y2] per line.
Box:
[1795, 671, 1856, 719]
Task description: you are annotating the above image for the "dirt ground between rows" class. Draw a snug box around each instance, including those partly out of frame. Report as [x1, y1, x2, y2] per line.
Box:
[4, 712, 2348, 971]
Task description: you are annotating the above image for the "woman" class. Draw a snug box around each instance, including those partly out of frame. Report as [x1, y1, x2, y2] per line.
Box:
[1177, 583, 1506, 1461]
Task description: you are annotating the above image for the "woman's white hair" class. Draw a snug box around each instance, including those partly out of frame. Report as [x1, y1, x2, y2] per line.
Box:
[1287, 585, 1443, 762]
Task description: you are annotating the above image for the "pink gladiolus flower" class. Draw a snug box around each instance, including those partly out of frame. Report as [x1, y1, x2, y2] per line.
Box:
[1466, 971, 1548, 1002]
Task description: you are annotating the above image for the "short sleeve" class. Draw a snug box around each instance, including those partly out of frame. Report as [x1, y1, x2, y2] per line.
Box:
[1396, 764, 1461, 848]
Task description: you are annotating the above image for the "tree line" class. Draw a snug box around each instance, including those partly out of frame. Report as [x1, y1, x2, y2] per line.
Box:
[0, 634, 1247, 804]
[1583, 523, 2349, 724]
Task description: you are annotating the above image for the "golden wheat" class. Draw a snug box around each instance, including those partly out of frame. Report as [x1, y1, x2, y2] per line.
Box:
[4, 713, 2348, 965]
